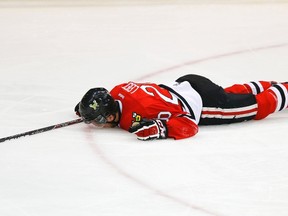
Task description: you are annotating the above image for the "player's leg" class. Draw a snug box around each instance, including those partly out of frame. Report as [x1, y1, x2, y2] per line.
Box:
[199, 93, 257, 125]
[176, 74, 287, 125]
[175, 74, 258, 125]
[200, 83, 288, 124]
[254, 83, 288, 120]
[224, 81, 274, 94]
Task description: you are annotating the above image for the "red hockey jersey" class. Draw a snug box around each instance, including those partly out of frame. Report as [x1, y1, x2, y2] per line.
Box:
[110, 81, 202, 139]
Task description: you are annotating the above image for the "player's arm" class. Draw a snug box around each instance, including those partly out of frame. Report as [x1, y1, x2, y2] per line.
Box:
[129, 114, 198, 141]
[165, 114, 198, 140]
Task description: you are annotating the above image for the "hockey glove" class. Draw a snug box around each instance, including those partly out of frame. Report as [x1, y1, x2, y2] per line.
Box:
[129, 119, 167, 141]
[74, 103, 81, 117]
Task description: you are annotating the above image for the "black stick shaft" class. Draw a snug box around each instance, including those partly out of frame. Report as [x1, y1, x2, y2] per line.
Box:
[0, 118, 83, 143]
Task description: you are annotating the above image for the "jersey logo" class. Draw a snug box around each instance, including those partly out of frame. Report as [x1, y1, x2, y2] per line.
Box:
[89, 100, 99, 110]
[132, 112, 142, 122]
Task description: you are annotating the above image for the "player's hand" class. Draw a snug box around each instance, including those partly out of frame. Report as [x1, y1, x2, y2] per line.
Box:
[129, 119, 167, 141]
[74, 103, 81, 117]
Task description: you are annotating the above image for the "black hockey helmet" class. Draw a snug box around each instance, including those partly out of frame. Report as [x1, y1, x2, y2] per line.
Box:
[79, 88, 118, 124]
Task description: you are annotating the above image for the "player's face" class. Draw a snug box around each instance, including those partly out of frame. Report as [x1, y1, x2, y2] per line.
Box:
[90, 114, 118, 128]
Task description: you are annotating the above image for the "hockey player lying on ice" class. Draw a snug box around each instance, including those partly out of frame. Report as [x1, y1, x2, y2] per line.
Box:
[75, 74, 288, 141]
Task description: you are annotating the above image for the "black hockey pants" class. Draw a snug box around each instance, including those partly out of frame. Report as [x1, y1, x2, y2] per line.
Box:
[176, 74, 257, 125]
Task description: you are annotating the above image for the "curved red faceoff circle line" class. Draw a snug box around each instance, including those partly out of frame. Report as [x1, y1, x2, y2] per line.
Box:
[135, 43, 288, 81]
[87, 43, 288, 216]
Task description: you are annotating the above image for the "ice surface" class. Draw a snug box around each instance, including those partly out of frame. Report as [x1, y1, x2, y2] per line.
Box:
[0, 2, 288, 216]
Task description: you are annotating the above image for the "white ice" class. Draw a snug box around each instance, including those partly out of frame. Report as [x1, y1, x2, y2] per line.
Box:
[0, 1, 288, 216]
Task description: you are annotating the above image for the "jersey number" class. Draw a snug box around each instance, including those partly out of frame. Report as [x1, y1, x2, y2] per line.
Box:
[140, 85, 178, 105]
[140, 85, 177, 120]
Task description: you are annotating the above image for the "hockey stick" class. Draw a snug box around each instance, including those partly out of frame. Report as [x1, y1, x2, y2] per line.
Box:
[0, 118, 83, 143]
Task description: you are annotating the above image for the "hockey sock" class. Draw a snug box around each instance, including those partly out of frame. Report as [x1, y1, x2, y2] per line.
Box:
[254, 83, 288, 120]
[225, 81, 273, 94]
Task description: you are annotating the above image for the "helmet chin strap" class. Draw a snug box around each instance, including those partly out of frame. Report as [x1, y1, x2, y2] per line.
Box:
[113, 102, 121, 125]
